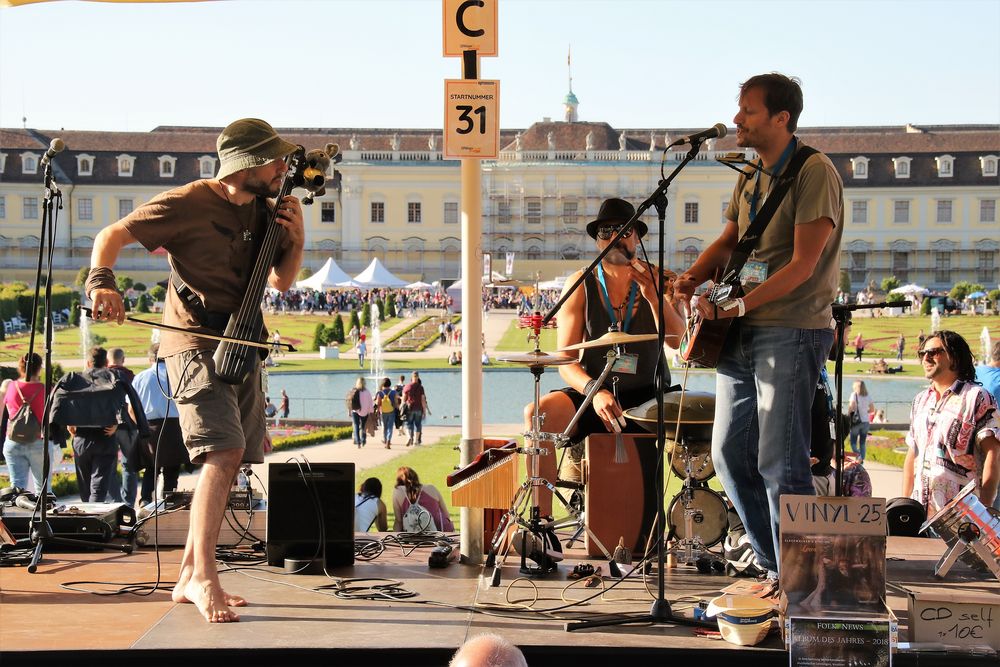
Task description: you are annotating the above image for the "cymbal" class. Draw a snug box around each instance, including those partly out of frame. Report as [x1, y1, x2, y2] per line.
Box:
[499, 350, 575, 366]
[560, 331, 670, 351]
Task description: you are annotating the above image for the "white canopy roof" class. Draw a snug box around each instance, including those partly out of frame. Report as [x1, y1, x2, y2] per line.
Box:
[405, 280, 434, 289]
[348, 257, 408, 289]
[889, 283, 929, 295]
[294, 257, 353, 290]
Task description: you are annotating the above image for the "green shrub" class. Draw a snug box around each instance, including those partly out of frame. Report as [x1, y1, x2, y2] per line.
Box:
[880, 276, 900, 293]
[75, 266, 90, 288]
[330, 313, 346, 344]
[920, 297, 932, 315]
[137, 293, 151, 313]
[150, 285, 166, 301]
[361, 303, 371, 328]
[349, 309, 361, 333]
[116, 275, 134, 293]
[270, 426, 353, 453]
[312, 323, 327, 351]
[133, 282, 147, 292]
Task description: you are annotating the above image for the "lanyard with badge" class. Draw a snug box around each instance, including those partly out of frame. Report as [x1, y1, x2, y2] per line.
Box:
[739, 137, 797, 286]
[596, 263, 639, 375]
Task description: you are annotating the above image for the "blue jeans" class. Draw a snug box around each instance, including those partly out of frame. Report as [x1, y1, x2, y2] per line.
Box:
[381, 412, 395, 443]
[711, 324, 833, 575]
[849, 423, 870, 461]
[3, 438, 55, 494]
[407, 409, 424, 441]
[108, 429, 140, 506]
[352, 412, 367, 445]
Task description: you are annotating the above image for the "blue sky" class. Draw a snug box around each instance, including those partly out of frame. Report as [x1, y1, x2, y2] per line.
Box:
[1, 0, 998, 132]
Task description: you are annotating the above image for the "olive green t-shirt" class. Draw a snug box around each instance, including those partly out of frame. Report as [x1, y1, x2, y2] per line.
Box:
[122, 180, 282, 356]
[724, 141, 844, 330]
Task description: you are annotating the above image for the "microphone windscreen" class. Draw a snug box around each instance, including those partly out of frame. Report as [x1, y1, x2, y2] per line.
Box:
[50, 138, 65, 153]
[713, 123, 728, 139]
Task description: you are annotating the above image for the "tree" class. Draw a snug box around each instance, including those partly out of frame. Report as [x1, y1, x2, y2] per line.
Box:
[349, 309, 361, 333]
[116, 275, 134, 292]
[137, 293, 152, 313]
[838, 269, 851, 295]
[74, 266, 90, 288]
[330, 313, 346, 344]
[886, 292, 906, 304]
[133, 282, 147, 292]
[150, 285, 167, 301]
[989, 289, 1000, 314]
[385, 293, 397, 318]
[312, 323, 328, 351]
[69, 298, 81, 326]
[880, 276, 900, 293]
[949, 281, 983, 302]
[361, 302, 371, 328]
[920, 296, 932, 315]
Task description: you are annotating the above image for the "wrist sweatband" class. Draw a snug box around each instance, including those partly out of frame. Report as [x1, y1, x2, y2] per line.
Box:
[85, 267, 117, 299]
[584, 379, 600, 396]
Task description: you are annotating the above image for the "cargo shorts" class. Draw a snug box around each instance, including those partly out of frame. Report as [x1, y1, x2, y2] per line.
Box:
[165, 349, 265, 465]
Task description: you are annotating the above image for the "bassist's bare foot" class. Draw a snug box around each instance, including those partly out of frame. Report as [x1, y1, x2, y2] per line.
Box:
[173, 567, 247, 608]
[182, 579, 240, 623]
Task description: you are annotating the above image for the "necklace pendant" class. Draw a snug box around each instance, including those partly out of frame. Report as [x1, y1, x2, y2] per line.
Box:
[243, 230, 253, 242]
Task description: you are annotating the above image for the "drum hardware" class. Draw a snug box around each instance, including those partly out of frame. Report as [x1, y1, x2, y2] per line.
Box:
[559, 330, 666, 351]
[488, 324, 623, 585]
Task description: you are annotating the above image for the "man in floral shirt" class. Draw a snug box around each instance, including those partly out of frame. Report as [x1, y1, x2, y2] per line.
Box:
[903, 330, 1000, 515]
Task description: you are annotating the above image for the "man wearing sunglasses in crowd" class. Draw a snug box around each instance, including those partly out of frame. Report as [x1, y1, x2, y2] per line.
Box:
[903, 330, 1000, 516]
[522, 197, 686, 497]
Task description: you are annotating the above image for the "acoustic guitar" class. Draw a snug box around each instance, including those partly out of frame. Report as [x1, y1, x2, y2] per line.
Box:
[678, 280, 742, 369]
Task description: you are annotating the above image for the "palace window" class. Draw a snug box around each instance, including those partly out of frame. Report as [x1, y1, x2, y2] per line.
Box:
[981, 155, 998, 176]
[935, 155, 954, 178]
[77, 154, 94, 176]
[23, 196, 39, 219]
[525, 198, 541, 224]
[321, 202, 336, 223]
[852, 200, 868, 224]
[370, 201, 385, 223]
[118, 198, 133, 218]
[199, 156, 216, 178]
[892, 157, 911, 179]
[78, 198, 93, 221]
[117, 154, 135, 177]
[850, 156, 869, 179]
[0, 195, 5, 219]
[935, 251, 951, 283]
[444, 201, 458, 224]
[159, 155, 176, 178]
[936, 200, 953, 224]
[893, 200, 910, 224]
[981, 199, 997, 223]
[407, 201, 422, 224]
[978, 251, 996, 284]
[498, 201, 511, 225]
[562, 200, 579, 225]
[684, 202, 699, 224]
[22, 153, 38, 174]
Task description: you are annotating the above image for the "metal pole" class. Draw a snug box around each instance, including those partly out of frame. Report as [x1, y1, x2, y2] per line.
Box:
[459, 49, 484, 563]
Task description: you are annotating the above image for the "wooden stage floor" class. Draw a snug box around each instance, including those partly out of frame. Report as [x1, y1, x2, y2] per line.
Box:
[0, 535, 996, 666]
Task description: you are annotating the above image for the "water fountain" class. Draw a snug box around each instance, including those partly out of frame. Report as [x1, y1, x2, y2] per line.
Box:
[368, 300, 385, 382]
[79, 302, 91, 362]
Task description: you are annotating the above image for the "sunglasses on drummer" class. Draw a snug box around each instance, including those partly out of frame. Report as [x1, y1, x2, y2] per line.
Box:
[596, 225, 634, 241]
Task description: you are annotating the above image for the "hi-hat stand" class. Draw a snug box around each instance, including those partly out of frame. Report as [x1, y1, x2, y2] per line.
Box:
[490, 319, 621, 585]
[0, 142, 132, 571]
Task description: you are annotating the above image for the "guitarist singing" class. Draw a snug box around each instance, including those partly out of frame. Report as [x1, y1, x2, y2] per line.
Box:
[88, 119, 305, 623]
[673, 74, 844, 585]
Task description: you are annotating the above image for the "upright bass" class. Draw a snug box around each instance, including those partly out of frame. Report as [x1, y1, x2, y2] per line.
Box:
[213, 144, 338, 384]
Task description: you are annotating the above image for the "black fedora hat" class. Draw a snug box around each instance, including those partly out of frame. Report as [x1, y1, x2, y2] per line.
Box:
[586, 198, 647, 239]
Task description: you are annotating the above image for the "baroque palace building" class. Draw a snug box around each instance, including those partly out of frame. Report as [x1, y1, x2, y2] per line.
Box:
[0, 112, 997, 290]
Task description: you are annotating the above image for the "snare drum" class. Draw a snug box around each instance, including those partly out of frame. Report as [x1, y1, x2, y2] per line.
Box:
[668, 487, 729, 547]
[669, 439, 715, 482]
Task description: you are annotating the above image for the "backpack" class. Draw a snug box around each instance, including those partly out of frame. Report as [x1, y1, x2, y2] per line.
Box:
[347, 388, 361, 411]
[50, 369, 125, 429]
[405, 383, 423, 408]
[379, 390, 396, 413]
[842, 460, 873, 497]
[8, 383, 43, 444]
[402, 492, 437, 533]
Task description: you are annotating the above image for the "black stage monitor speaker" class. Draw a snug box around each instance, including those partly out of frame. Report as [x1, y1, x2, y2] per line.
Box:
[266, 462, 355, 568]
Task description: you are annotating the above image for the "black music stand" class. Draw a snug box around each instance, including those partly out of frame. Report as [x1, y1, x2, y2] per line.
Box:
[0, 149, 132, 571]
[542, 142, 715, 632]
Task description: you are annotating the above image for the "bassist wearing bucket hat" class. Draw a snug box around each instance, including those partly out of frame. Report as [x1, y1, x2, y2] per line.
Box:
[88, 118, 305, 623]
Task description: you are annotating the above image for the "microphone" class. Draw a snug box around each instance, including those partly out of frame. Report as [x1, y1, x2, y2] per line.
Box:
[14, 493, 40, 511]
[670, 123, 727, 147]
[40, 138, 66, 167]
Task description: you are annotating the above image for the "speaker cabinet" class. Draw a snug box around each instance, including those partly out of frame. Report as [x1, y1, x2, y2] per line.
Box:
[266, 462, 355, 568]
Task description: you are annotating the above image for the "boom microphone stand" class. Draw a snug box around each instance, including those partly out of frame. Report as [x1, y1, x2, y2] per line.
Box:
[545, 141, 715, 631]
[0, 142, 132, 571]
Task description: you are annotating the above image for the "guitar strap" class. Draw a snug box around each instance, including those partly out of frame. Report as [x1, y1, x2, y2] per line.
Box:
[720, 144, 819, 285]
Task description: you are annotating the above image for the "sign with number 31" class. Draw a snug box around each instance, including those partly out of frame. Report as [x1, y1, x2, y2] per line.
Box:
[444, 79, 500, 159]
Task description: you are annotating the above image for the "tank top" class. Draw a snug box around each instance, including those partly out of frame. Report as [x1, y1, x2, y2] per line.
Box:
[581, 270, 666, 394]
[355, 493, 379, 532]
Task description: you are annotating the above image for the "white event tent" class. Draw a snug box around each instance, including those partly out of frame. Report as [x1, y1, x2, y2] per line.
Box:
[294, 257, 353, 290]
[349, 258, 408, 289]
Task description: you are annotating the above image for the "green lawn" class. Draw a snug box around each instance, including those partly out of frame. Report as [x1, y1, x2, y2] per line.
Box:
[840, 313, 999, 359]
[496, 319, 558, 352]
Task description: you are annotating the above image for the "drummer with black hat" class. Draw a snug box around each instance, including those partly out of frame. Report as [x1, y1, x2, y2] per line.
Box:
[522, 197, 686, 490]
